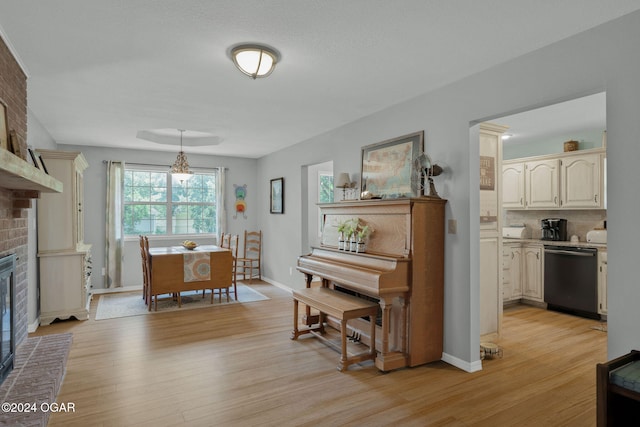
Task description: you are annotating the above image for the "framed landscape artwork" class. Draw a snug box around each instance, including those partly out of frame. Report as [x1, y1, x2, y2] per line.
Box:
[270, 177, 284, 214]
[360, 131, 424, 198]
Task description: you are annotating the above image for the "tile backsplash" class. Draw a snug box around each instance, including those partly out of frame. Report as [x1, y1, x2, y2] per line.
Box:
[504, 209, 606, 242]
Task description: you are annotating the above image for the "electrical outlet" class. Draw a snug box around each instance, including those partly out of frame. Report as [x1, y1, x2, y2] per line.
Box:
[448, 219, 457, 234]
[289, 267, 293, 276]
[101, 267, 106, 276]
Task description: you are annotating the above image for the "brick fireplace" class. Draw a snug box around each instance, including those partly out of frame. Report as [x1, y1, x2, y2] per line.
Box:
[0, 252, 15, 382]
[0, 189, 28, 348]
[1, 33, 30, 351]
[0, 31, 63, 387]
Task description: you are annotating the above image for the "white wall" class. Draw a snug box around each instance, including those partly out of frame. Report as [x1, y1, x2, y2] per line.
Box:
[57, 144, 259, 290]
[255, 11, 640, 368]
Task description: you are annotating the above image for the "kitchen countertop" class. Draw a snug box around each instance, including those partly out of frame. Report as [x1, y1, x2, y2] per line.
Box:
[503, 238, 607, 250]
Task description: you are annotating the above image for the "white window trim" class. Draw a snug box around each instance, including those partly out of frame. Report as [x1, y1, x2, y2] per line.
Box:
[124, 165, 219, 238]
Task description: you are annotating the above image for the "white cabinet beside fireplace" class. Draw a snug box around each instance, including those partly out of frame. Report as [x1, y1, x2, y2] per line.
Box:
[37, 150, 91, 325]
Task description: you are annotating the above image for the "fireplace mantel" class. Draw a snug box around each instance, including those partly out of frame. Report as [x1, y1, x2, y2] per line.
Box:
[0, 150, 62, 195]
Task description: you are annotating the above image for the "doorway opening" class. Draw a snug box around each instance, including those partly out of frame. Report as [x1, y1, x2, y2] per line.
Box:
[476, 91, 607, 364]
[302, 161, 334, 254]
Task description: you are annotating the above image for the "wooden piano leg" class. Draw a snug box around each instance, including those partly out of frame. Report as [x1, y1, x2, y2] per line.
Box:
[374, 297, 408, 372]
[304, 273, 313, 325]
[318, 311, 325, 334]
[291, 298, 300, 340]
[379, 299, 391, 355]
[399, 296, 408, 356]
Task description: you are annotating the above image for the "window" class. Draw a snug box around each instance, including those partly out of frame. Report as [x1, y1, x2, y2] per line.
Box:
[318, 172, 334, 236]
[123, 168, 218, 236]
[318, 173, 334, 204]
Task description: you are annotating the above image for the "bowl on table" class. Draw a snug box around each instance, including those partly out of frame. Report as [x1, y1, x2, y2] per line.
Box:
[182, 242, 198, 250]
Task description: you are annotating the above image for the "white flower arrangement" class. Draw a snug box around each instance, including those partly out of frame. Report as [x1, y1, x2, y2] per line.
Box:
[335, 218, 374, 240]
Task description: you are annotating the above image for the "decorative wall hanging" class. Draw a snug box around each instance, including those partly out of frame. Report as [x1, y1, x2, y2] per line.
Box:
[479, 156, 495, 190]
[234, 184, 247, 219]
[361, 131, 423, 198]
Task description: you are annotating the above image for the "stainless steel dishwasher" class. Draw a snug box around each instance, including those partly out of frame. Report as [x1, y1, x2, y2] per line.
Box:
[543, 245, 599, 319]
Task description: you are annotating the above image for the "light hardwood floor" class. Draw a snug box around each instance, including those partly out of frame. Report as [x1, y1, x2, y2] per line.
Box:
[31, 282, 607, 427]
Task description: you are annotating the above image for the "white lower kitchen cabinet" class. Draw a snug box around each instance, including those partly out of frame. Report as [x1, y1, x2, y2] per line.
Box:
[503, 243, 522, 302]
[598, 250, 607, 316]
[523, 244, 544, 302]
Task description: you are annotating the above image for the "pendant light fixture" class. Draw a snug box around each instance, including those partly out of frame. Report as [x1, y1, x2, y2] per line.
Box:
[170, 129, 193, 183]
[231, 44, 280, 79]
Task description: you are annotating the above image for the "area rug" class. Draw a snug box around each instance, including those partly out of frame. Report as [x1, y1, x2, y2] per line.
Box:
[95, 284, 269, 320]
[0, 333, 73, 427]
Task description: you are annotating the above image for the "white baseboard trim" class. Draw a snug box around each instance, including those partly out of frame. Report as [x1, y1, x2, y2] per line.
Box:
[259, 276, 293, 294]
[28, 318, 39, 333]
[91, 285, 142, 295]
[441, 352, 483, 373]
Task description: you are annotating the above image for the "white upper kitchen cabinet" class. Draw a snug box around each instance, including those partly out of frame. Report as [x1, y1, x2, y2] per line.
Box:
[560, 153, 602, 208]
[503, 149, 605, 211]
[525, 159, 560, 209]
[502, 163, 525, 209]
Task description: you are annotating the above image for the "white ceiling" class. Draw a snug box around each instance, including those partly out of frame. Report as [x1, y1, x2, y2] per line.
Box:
[497, 92, 607, 146]
[0, 1, 636, 158]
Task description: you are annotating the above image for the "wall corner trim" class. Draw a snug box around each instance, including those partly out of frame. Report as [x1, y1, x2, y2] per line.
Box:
[0, 22, 30, 78]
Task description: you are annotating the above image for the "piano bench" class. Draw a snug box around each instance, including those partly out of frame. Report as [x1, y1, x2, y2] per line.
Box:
[291, 287, 378, 371]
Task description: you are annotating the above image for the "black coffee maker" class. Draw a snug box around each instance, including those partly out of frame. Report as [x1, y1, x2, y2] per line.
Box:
[541, 218, 568, 241]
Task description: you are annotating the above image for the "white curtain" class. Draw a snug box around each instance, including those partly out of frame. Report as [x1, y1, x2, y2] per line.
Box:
[216, 167, 227, 243]
[104, 161, 125, 288]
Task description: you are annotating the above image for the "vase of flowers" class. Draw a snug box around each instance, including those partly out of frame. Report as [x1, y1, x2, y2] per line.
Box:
[337, 230, 345, 250]
[336, 218, 373, 253]
[336, 218, 357, 251]
[349, 233, 357, 252]
[356, 224, 372, 253]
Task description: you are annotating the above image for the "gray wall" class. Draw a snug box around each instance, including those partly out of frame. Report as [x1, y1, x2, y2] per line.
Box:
[255, 11, 640, 367]
[57, 144, 258, 290]
[26, 110, 59, 331]
[503, 129, 604, 159]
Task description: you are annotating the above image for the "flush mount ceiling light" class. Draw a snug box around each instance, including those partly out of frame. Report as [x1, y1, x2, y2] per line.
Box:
[170, 129, 193, 183]
[230, 44, 280, 79]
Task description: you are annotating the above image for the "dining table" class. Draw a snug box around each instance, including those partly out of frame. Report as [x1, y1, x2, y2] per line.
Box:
[147, 244, 233, 310]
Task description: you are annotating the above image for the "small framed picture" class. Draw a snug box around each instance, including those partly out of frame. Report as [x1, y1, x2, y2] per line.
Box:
[0, 99, 8, 151]
[38, 154, 49, 174]
[270, 177, 284, 214]
[9, 130, 22, 157]
[28, 148, 41, 169]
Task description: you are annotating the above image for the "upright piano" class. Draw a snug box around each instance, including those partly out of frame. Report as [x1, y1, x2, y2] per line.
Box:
[297, 198, 446, 371]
